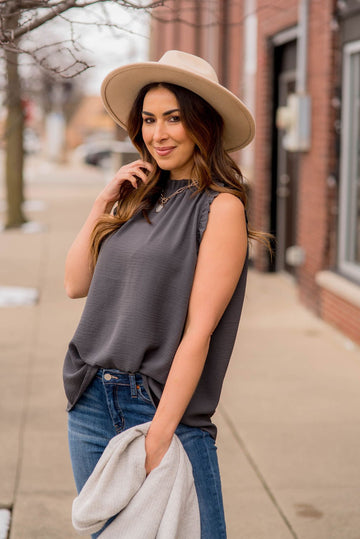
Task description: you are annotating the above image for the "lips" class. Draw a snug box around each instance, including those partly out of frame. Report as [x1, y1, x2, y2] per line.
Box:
[154, 146, 175, 157]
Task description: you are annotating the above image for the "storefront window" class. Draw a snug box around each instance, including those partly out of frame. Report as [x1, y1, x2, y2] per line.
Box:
[339, 41, 360, 281]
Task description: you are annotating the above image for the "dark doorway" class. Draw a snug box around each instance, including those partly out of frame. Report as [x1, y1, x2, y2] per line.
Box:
[270, 39, 300, 274]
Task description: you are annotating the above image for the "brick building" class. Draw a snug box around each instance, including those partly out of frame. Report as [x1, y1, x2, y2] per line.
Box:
[150, 0, 360, 345]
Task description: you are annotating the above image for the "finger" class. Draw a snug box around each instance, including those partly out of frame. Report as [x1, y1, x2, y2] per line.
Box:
[128, 175, 139, 189]
[139, 161, 153, 173]
[132, 169, 149, 184]
[114, 161, 152, 182]
[114, 172, 138, 190]
[113, 170, 137, 187]
[130, 159, 153, 173]
[132, 161, 153, 175]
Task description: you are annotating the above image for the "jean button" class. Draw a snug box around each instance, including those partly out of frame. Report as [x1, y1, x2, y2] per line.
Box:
[104, 373, 112, 381]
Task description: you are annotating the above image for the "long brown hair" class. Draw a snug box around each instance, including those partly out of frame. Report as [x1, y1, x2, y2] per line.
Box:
[90, 82, 268, 267]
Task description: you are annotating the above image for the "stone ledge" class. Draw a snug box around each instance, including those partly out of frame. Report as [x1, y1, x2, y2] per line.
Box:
[316, 271, 360, 309]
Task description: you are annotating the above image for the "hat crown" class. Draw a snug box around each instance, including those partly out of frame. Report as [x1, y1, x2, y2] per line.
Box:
[159, 50, 219, 84]
[101, 50, 255, 151]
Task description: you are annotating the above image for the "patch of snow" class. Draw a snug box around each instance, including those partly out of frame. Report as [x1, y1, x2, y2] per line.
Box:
[21, 221, 46, 234]
[0, 286, 39, 307]
[0, 200, 46, 213]
[0, 221, 46, 234]
[0, 509, 11, 539]
[22, 200, 46, 212]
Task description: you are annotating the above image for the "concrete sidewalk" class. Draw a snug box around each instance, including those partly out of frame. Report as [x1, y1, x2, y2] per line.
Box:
[0, 159, 359, 538]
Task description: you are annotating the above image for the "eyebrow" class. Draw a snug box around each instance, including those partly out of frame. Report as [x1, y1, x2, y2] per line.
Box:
[142, 108, 180, 117]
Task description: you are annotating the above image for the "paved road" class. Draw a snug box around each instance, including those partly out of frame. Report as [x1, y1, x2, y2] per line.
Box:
[0, 158, 359, 538]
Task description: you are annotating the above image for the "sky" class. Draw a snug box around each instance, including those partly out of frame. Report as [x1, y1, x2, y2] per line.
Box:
[70, 3, 151, 94]
[23, 2, 151, 96]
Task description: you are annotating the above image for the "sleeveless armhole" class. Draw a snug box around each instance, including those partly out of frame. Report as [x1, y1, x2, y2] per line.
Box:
[197, 191, 220, 245]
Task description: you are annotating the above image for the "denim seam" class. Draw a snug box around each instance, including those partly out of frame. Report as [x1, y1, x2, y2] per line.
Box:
[129, 373, 137, 398]
[102, 376, 124, 434]
[202, 432, 227, 538]
[136, 385, 154, 405]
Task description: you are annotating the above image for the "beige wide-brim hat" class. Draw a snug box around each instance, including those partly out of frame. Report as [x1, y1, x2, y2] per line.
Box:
[101, 50, 255, 153]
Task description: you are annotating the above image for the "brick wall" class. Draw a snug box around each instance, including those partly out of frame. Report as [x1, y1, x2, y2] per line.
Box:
[297, 0, 337, 313]
[150, 1, 205, 59]
[320, 289, 360, 345]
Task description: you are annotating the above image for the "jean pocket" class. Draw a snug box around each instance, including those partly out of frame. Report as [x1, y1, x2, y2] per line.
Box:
[137, 383, 154, 405]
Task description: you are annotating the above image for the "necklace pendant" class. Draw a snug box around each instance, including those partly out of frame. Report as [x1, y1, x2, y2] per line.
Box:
[155, 202, 164, 213]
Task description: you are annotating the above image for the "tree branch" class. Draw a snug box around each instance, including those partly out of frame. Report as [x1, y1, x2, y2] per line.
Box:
[2, 0, 165, 41]
[2, 0, 77, 41]
[57, 11, 150, 39]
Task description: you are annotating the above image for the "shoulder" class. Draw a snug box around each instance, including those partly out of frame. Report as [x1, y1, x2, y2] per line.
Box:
[200, 192, 247, 252]
[208, 193, 246, 227]
[210, 192, 245, 212]
[197, 189, 246, 244]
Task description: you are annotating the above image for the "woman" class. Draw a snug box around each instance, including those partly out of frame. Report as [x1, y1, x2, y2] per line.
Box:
[64, 50, 258, 538]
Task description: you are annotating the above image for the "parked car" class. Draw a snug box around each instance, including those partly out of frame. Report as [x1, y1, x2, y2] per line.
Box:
[74, 139, 138, 168]
[85, 148, 111, 167]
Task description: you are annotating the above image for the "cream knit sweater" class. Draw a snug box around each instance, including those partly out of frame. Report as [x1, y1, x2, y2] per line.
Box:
[72, 422, 200, 538]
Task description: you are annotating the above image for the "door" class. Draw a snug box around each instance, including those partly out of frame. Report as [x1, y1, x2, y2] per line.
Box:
[271, 40, 300, 274]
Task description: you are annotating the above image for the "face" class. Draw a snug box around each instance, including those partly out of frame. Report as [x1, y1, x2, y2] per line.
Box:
[141, 86, 196, 180]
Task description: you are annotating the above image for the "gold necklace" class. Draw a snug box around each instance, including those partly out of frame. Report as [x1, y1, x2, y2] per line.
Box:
[155, 184, 193, 213]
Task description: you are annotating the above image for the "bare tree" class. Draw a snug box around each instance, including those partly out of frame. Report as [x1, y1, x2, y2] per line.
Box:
[0, 0, 166, 229]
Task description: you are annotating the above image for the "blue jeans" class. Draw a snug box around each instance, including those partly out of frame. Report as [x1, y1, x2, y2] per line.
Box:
[68, 369, 227, 538]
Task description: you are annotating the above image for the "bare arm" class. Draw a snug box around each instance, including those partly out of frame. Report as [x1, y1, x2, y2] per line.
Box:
[145, 193, 248, 474]
[64, 160, 153, 299]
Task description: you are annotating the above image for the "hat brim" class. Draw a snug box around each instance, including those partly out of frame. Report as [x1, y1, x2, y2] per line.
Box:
[101, 62, 255, 152]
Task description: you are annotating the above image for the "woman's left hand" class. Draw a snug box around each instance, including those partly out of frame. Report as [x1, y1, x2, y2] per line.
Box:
[145, 431, 172, 475]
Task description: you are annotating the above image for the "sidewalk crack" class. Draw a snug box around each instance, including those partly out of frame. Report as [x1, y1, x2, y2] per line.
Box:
[218, 405, 298, 539]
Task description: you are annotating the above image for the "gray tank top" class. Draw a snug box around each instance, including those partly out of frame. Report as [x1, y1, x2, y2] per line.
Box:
[63, 178, 248, 438]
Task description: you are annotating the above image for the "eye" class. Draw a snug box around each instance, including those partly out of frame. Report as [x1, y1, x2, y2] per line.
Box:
[169, 115, 181, 123]
[142, 117, 154, 124]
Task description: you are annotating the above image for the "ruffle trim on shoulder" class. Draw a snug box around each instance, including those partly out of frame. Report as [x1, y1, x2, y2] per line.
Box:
[197, 190, 221, 245]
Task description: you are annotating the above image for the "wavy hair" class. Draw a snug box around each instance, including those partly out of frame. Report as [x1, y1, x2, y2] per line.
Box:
[90, 82, 269, 267]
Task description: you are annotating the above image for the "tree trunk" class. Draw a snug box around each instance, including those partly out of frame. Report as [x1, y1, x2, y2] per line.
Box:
[4, 11, 27, 228]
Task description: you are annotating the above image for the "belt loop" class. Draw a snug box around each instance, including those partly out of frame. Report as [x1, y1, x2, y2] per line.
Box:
[129, 373, 137, 398]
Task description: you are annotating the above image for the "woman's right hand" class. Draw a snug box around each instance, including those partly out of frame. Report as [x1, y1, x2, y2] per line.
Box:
[65, 159, 153, 299]
[97, 159, 154, 206]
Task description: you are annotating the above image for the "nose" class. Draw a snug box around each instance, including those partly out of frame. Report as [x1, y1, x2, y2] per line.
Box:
[153, 120, 168, 142]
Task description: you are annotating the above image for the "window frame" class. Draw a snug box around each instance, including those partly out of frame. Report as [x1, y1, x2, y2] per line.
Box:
[338, 40, 360, 282]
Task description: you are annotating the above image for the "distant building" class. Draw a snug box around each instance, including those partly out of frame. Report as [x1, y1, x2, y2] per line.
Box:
[150, 0, 360, 345]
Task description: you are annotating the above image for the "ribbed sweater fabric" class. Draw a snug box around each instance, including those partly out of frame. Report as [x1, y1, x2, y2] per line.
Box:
[72, 422, 200, 538]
